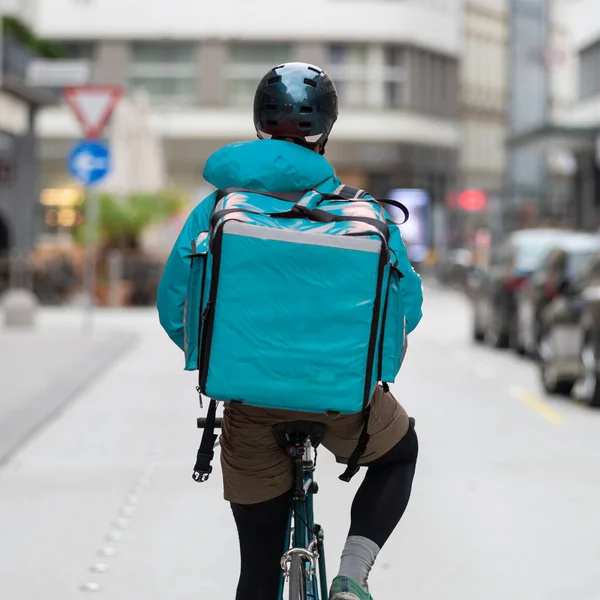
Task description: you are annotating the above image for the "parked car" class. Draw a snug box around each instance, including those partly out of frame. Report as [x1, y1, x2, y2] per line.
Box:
[469, 229, 581, 348]
[514, 233, 600, 357]
[538, 250, 600, 406]
[436, 248, 473, 290]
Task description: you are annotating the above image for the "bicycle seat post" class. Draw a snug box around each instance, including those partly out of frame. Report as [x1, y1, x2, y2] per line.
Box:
[284, 439, 307, 500]
[272, 421, 326, 499]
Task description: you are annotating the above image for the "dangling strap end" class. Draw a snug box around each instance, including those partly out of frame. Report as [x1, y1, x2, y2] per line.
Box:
[192, 399, 218, 483]
[339, 405, 372, 483]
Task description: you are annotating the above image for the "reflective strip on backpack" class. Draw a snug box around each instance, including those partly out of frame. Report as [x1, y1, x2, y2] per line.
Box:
[221, 220, 382, 253]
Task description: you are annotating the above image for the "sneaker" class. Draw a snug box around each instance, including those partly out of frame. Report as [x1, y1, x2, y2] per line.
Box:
[329, 575, 373, 600]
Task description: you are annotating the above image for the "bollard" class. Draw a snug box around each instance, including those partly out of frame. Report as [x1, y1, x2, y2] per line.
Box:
[1, 288, 39, 328]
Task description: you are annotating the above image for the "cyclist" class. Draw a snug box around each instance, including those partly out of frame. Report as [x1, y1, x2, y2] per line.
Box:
[157, 62, 423, 600]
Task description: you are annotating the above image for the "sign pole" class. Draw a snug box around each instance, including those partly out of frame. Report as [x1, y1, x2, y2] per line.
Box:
[67, 140, 112, 334]
[82, 186, 99, 333]
[63, 85, 121, 335]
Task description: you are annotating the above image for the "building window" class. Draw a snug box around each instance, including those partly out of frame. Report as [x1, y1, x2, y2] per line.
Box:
[227, 43, 292, 106]
[580, 42, 600, 100]
[128, 42, 197, 104]
[326, 44, 368, 108]
[383, 46, 409, 108]
[60, 42, 96, 60]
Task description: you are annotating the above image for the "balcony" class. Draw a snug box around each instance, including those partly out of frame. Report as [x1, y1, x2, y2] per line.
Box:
[1, 34, 59, 105]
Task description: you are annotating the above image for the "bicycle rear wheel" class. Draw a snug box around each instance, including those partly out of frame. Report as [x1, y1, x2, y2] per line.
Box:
[288, 554, 306, 600]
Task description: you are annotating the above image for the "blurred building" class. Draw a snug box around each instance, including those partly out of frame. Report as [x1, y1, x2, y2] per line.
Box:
[457, 0, 577, 243]
[460, 0, 508, 196]
[0, 0, 56, 259]
[507, 0, 585, 230]
[32, 0, 462, 244]
[556, 0, 600, 229]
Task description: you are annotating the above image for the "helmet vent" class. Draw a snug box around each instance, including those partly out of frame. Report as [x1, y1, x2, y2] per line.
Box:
[265, 104, 277, 111]
[299, 121, 312, 130]
[307, 66, 321, 74]
[304, 78, 317, 88]
[300, 105, 314, 114]
[267, 76, 282, 85]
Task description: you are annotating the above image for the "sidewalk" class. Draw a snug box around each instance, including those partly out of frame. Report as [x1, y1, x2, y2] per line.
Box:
[0, 307, 214, 600]
[0, 307, 137, 463]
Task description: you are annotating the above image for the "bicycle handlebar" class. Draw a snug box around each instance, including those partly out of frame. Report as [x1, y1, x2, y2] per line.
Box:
[197, 417, 223, 429]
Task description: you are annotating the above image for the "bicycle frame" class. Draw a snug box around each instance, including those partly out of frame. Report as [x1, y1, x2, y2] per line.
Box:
[279, 439, 328, 600]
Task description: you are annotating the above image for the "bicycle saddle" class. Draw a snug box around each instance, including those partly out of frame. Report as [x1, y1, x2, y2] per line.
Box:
[272, 421, 326, 449]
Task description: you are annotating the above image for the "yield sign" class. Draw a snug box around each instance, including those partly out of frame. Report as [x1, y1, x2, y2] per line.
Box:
[64, 85, 122, 139]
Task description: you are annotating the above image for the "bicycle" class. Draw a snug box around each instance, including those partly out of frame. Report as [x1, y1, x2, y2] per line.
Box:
[197, 415, 329, 600]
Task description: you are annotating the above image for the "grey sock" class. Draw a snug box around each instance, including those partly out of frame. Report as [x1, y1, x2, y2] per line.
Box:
[337, 535, 381, 592]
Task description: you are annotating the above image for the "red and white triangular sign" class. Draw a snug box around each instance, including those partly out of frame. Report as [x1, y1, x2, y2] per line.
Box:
[64, 85, 122, 139]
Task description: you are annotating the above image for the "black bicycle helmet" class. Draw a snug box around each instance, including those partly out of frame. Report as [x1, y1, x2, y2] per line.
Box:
[253, 62, 338, 154]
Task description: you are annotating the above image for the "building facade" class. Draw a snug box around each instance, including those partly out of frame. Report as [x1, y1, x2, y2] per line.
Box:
[563, 0, 600, 229]
[460, 0, 508, 196]
[457, 0, 578, 240]
[0, 0, 56, 259]
[32, 0, 463, 249]
[506, 0, 598, 230]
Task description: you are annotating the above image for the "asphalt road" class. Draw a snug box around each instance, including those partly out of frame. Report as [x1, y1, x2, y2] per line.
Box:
[1, 286, 599, 599]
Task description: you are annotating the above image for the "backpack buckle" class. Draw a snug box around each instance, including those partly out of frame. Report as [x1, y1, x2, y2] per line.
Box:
[192, 464, 213, 483]
[192, 452, 214, 483]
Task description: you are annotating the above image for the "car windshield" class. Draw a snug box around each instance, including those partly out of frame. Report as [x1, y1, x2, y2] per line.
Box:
[513, 232, 600, 273]
[514, 238, 561, 272]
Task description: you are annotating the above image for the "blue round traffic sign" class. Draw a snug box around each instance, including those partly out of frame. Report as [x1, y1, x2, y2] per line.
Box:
[67, 140, 111, 186]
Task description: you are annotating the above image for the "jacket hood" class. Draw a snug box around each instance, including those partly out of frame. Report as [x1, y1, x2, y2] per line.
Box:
[203, 139, 335, 192]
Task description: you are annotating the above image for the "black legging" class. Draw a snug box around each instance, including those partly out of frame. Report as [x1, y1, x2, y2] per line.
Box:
[231, 421, 418, 600]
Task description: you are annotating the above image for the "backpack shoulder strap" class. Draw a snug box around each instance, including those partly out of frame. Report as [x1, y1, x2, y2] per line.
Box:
[333, 184, 368, 200]
[332, 185, 409, 225]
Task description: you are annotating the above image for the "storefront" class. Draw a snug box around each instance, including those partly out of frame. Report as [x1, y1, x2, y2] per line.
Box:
[0, 31, 57, 259]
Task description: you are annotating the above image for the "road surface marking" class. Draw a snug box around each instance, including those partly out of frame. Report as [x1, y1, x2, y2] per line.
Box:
[510, 386, 564, 424]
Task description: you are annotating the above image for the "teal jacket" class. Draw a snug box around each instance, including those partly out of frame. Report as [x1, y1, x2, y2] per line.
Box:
[157, 139, 423, 353]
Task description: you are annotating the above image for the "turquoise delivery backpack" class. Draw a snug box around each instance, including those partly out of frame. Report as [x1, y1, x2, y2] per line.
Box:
[189, 185, 410, 483]
[185, 185, 409, 413]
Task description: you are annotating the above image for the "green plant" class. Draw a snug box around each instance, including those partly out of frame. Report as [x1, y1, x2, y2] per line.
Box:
[74, 189, 187, 250]
[2, 15, 67, 59]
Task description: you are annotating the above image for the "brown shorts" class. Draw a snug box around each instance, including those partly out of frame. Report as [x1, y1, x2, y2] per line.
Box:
[219, 384, 410, 504]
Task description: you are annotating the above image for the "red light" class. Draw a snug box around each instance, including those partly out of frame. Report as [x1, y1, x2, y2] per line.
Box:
[458, 189, 487, 212]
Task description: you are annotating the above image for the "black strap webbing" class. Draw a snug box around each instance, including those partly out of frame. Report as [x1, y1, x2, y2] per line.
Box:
[192, 399, 218, 483]
[339, 382, 391, 482]
[210, 206, 391, 242]
[378, 199, 410, 224]
[306, 209, 390, 240]
[326, 186, 410, 225]
[215, 187, 409, 225]
[339, 404, 372, 482]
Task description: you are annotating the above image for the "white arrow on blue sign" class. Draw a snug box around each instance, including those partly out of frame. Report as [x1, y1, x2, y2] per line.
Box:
[67, 140, 111, 186]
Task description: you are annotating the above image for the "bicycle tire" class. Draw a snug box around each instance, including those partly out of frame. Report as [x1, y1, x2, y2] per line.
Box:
[288, 554, 306, 600]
